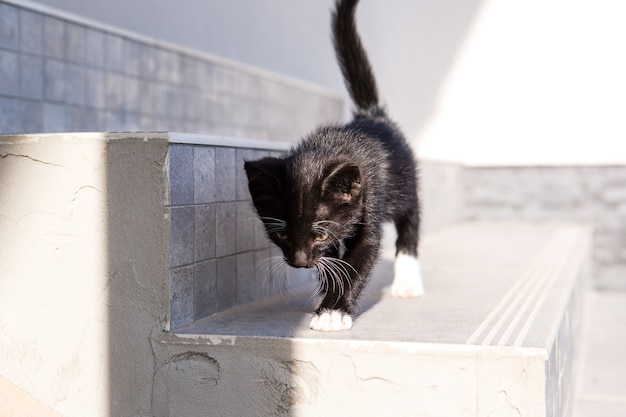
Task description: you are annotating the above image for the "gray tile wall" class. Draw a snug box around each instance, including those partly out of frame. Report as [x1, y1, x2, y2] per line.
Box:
[168, 143, 285, 329]
[0, 1, 343, 142]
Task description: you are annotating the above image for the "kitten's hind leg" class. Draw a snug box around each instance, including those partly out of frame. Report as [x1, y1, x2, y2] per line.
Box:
[392, 253, 424, 297]
[391, 210, 424, 297]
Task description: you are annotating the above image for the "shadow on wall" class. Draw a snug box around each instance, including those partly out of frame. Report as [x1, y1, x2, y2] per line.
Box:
[106, 138, 172, 416]
[356, 0, 486, 144]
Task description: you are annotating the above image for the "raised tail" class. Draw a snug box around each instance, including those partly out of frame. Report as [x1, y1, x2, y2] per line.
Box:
[332, 0, 382, 117]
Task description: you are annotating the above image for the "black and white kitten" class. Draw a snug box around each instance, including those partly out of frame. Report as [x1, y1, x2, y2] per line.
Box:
[244, 0, 423, 331]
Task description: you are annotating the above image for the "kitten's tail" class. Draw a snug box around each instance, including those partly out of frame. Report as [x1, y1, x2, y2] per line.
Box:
[332, 0, 382, 117]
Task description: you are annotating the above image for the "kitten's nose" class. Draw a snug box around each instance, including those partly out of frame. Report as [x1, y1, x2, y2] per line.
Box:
[293, 250, 309, 268]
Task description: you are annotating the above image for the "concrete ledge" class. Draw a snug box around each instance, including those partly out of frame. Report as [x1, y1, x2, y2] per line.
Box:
[160, 222, 590, 417]
[0, 132, 591, 416]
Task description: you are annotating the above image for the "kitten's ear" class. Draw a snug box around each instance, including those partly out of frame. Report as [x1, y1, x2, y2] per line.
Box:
[322, 161, 362, 203]
[244, 157, 285, 203]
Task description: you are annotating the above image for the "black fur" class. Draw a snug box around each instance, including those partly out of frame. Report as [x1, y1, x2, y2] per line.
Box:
[244, 0, 419, 322]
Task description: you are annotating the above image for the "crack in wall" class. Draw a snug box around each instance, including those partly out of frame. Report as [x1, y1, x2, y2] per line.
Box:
[0, 152, 63, 168]
[487, 390, 523, 417]
[260, 360, 323, 416]
[151, 351, 221, 416]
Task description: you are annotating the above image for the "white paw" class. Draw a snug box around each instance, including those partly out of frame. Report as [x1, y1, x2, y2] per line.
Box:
[391, 254, 424, 298]
[310, 310, 353, 331]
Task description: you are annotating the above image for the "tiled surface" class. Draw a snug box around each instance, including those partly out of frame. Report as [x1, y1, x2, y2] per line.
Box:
[168, 143, 285, 329]
[573, 291, 626, 417]
[0, 1, 342, 140]
[465, 165, 626, 290]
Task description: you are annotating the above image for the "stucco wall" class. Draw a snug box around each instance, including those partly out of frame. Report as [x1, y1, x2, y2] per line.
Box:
[0, 133, 176, 416]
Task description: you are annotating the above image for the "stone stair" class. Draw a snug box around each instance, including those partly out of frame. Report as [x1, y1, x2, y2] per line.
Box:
[0, 132, 590, 417]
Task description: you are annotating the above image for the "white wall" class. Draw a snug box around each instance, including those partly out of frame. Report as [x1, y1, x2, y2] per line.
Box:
[29, 0, 626, 165]
[418, 0, 626, 165]
[356, 0, 484, 154]
[29, 0, 480, 150]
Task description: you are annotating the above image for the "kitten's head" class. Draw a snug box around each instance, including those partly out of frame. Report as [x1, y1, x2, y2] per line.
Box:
[244, 156, 363, 268]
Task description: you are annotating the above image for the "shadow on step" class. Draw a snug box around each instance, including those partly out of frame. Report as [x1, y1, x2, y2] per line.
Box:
[173, 259, 394, 338]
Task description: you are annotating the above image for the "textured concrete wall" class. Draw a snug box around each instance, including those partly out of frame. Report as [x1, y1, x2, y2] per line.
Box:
[0, 1, 342, 141]
[0, 133, 175, 416]
[106, 135, 172, 417]
[0, 134, 112, 416]
[151, 333, 549, 417]
[464, 165, 626, 290]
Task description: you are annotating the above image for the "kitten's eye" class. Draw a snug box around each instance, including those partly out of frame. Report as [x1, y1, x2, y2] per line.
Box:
[274, 231, 289, 240]
[314, 232, 329, 242]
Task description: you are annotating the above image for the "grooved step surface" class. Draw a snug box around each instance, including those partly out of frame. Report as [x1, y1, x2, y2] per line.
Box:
[176, 221, 590, 350]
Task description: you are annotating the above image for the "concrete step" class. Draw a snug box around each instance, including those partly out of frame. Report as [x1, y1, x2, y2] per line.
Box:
[155, 221, 591, 417]
[0, 133, 591, 416]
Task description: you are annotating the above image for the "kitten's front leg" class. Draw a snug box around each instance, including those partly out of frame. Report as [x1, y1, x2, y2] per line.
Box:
[310, 251, 355, 331]
[310, 231, 379, 332]
[310, 308, 353, 331]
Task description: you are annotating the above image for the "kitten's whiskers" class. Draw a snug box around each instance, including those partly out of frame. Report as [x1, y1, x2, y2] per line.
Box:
[260, 216, 287, 234]
[255, 256, 315, 303]
[313, 257, 357, 300]
[255, 255, 287, 298]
